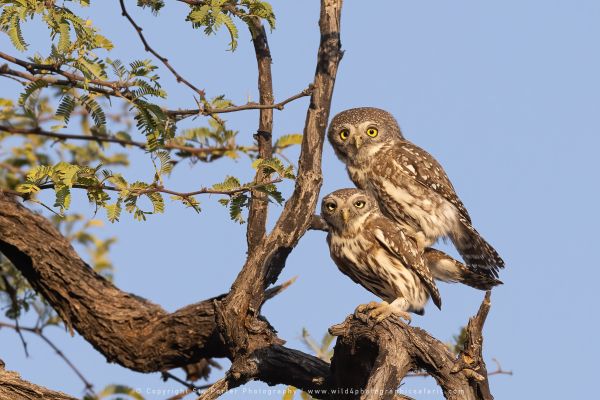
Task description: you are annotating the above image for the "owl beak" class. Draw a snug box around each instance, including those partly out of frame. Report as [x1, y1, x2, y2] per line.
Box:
[341, 209, 350, 223]
[353, 136, 362, 149]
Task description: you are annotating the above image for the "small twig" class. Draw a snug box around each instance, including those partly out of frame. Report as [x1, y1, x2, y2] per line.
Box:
[309, 214, 329, 232]
[0, 52, 128, 90]
[35, 177, 283, 199]
[0, 322, 95, 394]
[161, 371, 213, 395]
[263, 276, 297, 301]
[489, 358, 513, 376]
[0, 125, 147, 149]
[118, 0, 206, 101]
[167, 86, 313, 118]
[0, 63, 122, 98]
[194, 377, 230, 400]
[0, 276, 29, 357]
[0, 125, 296, 156]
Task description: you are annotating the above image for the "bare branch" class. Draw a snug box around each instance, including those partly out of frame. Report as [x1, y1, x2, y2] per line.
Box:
[0, 63, 122, 98]
[328, 293, 497, 400]
[119, 0, 207, 101]
[246, 16, 275, 252]
[0, 51, 128, 90]
[195, 377, 232, 400]
[0, 124, 259, 155]
[0, 322, 95, 394]
[166, 86, 313, 117]
[309, 214, 329, 231]
[263, 276, 297, 301]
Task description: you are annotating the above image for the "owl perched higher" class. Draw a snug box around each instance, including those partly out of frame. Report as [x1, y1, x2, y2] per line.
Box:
[327, 107, 504, 277]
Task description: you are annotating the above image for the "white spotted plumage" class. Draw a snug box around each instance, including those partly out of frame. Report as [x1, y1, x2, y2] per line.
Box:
[321, 189, 440, 314]
[328, 107, 505, 278]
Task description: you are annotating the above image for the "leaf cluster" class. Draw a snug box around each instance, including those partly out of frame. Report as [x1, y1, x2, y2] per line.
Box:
[186, 0, 275, 51]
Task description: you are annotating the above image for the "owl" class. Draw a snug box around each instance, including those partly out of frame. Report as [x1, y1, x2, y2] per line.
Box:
[327, 107, 504, 278]
[321, 189, 500, 322]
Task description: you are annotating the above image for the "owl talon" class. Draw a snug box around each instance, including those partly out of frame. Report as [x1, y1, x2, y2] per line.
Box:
[354, 301, 379, 322]
[354, 301, 411, 324]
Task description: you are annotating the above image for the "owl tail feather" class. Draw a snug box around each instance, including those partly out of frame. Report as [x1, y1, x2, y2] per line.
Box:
[451, 218, 505, 278]
[424, 248, 502, 291]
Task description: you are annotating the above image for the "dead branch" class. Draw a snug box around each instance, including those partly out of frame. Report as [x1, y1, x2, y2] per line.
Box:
[0, 322, 94, 393]
[328, 292, 495, 400]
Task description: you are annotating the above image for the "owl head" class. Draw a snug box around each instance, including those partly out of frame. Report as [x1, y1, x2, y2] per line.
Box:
[321, 188, 379, 232]
[327, 107, 404, 163]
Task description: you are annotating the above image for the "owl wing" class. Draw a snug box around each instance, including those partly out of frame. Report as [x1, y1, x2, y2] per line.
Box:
[373, 220, 442, 309]
[382, 141, 472, 223]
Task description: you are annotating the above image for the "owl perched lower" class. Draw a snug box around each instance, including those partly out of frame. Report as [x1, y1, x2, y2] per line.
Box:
[321, 189, 501, 322]
[327, 107, 504, 277]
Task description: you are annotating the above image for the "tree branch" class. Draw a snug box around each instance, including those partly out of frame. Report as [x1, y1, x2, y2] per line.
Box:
[0, 52, 127, 90]
[0, 322, 95, 394]
[34, 178, 283, 199]
[0, 124, 263, 157]
[0, 191, 226, 372]
[246, 16, 275, 252]
[119, 0, 207, 101]
[0, 363, 77, 400]
[214, 1, 344, 374]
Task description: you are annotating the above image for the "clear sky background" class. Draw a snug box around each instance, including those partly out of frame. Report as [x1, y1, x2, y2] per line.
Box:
[1, 1, 599, 399]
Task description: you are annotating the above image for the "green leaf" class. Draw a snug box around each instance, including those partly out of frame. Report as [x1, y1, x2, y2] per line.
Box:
[252, 158, 295, 179]
[145, 191, 164, 214]
[56, 95, 77, 126]
[187, 5, 210, 24]
[212, 175, 242, 192]
[57, 21, 71, 53]
[52, 162, 80, 186]
[16, 183, 40, 194]
[79, 94, 106, 127]
[156, 151, 173, 176]
[221, 12, 238, 51]
[8, 14, 27, 51]
[19, 80, 48, 107]
[275, 134, 303, 149]
[97, 384, 145, 400]
[105, 201, 122, 222]
[229, 193, 248, 223]
[54, 186, 72, 211]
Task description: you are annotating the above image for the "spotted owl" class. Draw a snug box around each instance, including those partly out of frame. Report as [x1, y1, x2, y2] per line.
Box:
[327, 107, 504, 277]
[321, 189, 500, 322]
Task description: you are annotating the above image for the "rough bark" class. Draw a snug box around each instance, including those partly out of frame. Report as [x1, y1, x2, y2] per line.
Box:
[0, 191, 226, 371]
[246, 15, 275, 252]
[0, 363, 77, 400]
[328, 293, 494, 400]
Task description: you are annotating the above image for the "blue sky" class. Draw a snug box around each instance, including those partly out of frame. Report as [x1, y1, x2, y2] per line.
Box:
[1, 1, 599, 399]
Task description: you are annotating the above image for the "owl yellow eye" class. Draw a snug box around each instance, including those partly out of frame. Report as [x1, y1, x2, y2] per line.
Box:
[366, 127, 378, 137]
[339, 129, 350, 140]
[354, 200, 366, 209]
[326, 203, 337, 211]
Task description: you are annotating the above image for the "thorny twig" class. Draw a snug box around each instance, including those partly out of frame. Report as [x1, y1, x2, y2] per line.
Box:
[0, 321, 96, 395]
